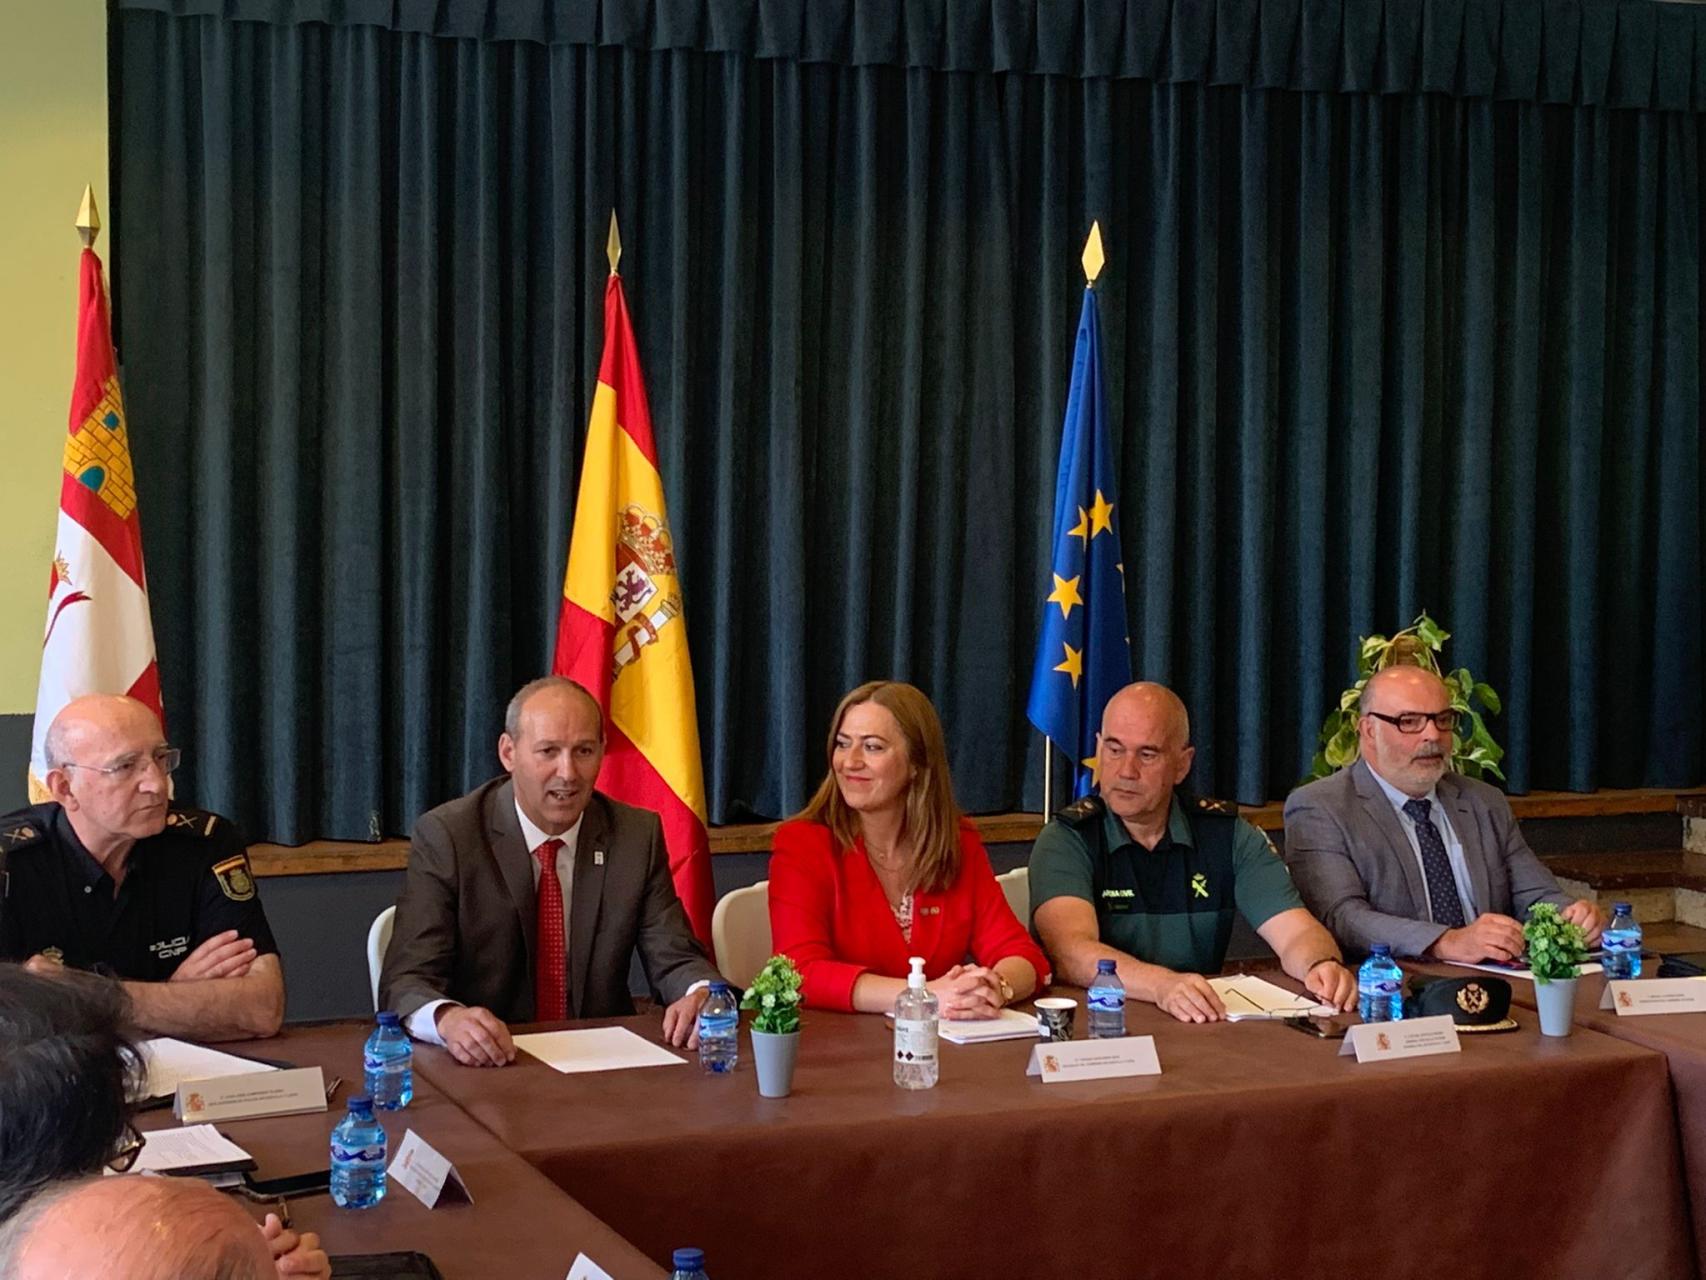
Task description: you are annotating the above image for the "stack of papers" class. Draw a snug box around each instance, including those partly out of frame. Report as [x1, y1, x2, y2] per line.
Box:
[1448, 960, 1604, 981]
[110, 1124, 255, 1177]
[133, 1038, 276, 1102]
[514, 1027, 687, 1074]
[938, 1009, 1043, 1044]
[1210, 975, 1338, 1021]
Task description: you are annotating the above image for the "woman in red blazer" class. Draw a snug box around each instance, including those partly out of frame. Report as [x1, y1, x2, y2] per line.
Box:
[768, 680, 1051, 1016]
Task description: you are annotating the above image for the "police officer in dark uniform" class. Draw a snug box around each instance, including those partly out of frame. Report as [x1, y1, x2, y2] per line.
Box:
[1028, 682, 1357, 1023]
[1, 694, 284, 1040]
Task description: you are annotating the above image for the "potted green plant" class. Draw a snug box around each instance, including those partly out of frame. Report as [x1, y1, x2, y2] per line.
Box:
[1307, 611, 1506, 782]
[742, 954, 803, 1098]
[1524, 903, 1589, 1036]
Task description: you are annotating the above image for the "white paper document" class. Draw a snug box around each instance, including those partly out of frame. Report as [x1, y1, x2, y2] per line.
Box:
[566, 1255, 616, 1280]
[1209, 975, 1338, 1021]
[1446, 960, 1603, 981]
[515, 1027, 687, 1074]
[135, 1038, 275, 1101]
[940, 1009, 1046, 1043]
[112, 1124, 254, 1176]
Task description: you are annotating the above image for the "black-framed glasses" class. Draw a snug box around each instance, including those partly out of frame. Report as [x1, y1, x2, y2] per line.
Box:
[107, 1123, 146, 1173]
[1364, 709, 1459, 735]
[60, 747, 181, 783]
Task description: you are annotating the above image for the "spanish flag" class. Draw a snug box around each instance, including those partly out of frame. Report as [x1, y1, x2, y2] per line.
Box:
[553, 253, 715, 951]
[29, 189, 163, 799]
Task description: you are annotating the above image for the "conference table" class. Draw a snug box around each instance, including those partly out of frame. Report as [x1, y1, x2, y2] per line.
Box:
[136, 1024, 665, 1280]
[411, 992, 1693, 1280]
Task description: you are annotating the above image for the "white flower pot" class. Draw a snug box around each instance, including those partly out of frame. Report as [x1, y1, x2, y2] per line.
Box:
[1535, 976, 1578, 1036]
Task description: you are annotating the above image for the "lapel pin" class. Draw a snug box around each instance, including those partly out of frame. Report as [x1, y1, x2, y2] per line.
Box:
[594, 849, 604, 866]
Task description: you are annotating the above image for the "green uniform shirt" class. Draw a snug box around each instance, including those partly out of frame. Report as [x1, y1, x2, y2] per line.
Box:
[1027, 795, 1301, 975]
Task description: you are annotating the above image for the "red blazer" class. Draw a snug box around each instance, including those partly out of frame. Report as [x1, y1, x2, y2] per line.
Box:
[768, 818, 1051, 1011]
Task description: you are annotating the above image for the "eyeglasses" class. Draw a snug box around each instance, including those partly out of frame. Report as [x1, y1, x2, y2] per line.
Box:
[1364, 709, 1459, 735]
[59, 747, 181, 783]
[107, 1123, 146, 1173]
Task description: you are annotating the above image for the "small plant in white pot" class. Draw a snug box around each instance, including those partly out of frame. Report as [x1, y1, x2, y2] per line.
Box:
[742, 954, 803, 1098]
[1525, 903, 1588, 1037]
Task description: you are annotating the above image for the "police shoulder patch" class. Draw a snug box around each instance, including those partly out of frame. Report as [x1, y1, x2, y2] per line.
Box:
[1191, 795, 1237, 817]
[210, 854, 256, 902]
[0, 819, 46, 852]
[1058, 795, 1105, 828]
[165, 809, 221, 838]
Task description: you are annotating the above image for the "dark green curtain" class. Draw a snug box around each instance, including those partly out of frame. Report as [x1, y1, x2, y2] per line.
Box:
[109, 0, 1705, 844]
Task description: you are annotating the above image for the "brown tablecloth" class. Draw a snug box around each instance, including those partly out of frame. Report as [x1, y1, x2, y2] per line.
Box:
[413, 996, 1693, 1280]
[137, 1024, 665, 1280]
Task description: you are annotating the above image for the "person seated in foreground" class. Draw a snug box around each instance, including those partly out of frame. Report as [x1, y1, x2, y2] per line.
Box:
[1283, 664, 1604, 962]
[1029, 682, 1357, 1023]
[0, 694, 284, 1041]
[380, 677, 721, 1066]
[0, 963, 327, 1277]
[769, 680, 1050, 1017]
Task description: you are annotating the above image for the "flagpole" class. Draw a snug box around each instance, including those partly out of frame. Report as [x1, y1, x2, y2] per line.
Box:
[1043, 746, 1053, 824]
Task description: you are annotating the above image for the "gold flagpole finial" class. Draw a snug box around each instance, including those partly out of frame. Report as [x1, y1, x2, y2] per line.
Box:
[606, 211, 622, 275]
[75, 185, 101, 250]
[1081, 221, 1105, 285]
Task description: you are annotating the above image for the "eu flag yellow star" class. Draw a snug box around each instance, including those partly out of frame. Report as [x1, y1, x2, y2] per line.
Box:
[1054, 642, 1083, 688]
[1081, 751, 1101, 787]
[1087, 489, 1115, 537]
[1067, 506, 1091, 546]
[1047, 573, 1083, 620]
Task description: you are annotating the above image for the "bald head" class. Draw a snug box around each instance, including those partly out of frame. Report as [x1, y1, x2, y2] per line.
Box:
[1101, 682, 1190, 750]
[44, 695, 162, 772]
[1, 1176, 272, 1280]
[1359, 664, 1450, 716]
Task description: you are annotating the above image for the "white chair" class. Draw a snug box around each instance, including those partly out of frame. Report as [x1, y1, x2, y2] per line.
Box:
[995, 866, 1030, 925]
[711, 880, 772, 992]
[367, 905, 396, 1012]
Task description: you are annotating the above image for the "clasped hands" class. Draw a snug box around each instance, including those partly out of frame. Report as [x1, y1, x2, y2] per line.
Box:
[24, 929, 258, 981]
[926, 963, 1008, 1020]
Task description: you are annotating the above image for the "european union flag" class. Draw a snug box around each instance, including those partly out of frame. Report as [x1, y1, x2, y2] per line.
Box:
[1026, 285, 1132, 798]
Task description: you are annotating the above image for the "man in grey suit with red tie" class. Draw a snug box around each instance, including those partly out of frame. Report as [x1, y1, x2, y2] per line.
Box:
[379, 676, 719, 1066]
[1283, 665, 1604, 963]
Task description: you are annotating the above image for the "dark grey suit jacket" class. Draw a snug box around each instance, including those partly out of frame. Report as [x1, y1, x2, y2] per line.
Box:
[378, 776, 717, 1022]
[1282, 758, 1570, 958]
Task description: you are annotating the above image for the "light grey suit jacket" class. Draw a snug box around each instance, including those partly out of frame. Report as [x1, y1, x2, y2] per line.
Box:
[378, 776, 717, 1022]
[1282, 758, 1570, 957]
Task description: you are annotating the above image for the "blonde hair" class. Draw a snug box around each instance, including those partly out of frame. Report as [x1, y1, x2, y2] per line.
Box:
[795, 681, 963, 893]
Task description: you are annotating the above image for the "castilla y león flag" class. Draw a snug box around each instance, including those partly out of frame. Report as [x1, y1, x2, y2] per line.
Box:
[553, 266, 715, 951]
[29, 235, 163, 799]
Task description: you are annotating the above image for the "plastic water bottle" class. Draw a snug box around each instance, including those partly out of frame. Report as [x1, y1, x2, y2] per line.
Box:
[329, 1095, 387, 1209]
[669, 1248, 710, 1279]
[363, 1011, 413, 1110]
[1603, 902, 1643, 980]
[893, 956, 939, 1090]
[1087, 959, 1128, 1039]
[696, 981, 740, 1074]
[1357, 945, 1405, 1023]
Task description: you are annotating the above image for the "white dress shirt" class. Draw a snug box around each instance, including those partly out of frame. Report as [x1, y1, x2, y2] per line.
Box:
[1368, 768, 1479, 921]
[403, 802, 582, 1044]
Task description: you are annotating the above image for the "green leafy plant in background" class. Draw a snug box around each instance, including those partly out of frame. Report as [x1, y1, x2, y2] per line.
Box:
[1307, 611, 1506, 783]
[1523, 902, 1588, 984]
[741, 954, 804, 1035]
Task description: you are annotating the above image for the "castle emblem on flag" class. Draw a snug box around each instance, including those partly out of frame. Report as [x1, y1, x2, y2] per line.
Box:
[62, 377, 138, 519]
[610, 503, 683, 679]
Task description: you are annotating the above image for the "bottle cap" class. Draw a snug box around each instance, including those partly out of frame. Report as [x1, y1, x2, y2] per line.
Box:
[1370, 944, 1392, 957]
[1096, 959, 1116, 974]
[709, 980, 730, 994]
[1614, 902, 1632, 914]
[348, 1094, 374, 1114]
[376, 1010, 401, 1027]
[907, 956, 927, 989]
[672, 1247, 705, 1270]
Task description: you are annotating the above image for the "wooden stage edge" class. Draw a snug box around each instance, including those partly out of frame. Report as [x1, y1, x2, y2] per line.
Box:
[248, 786, 1706, 879]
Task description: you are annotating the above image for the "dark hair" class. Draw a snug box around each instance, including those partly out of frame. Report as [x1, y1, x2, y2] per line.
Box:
[0, 966, 139, 1223]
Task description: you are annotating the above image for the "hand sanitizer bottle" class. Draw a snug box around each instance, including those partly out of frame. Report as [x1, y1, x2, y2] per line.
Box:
[893, 956, 939, 1090]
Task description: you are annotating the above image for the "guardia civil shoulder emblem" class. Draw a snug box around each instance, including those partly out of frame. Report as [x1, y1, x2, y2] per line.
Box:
[212, 855, 256, 902]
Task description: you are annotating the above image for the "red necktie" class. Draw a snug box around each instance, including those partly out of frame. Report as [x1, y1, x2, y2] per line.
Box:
[533, 838, 567, 1021]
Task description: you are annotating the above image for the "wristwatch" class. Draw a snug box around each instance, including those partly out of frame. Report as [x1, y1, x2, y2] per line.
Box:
[995, 972, 1015, 1005]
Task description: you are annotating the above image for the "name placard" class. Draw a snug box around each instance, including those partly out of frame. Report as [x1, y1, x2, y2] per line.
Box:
[1600, 978, 1706, 1016]
[388, 1129, 473, 1209]
[1025, 1036, 1161, 1083]
[175, 1067, 326, 1123]
[566, 1256, 615, 1280]
[1337, 1015, 1461, 1063]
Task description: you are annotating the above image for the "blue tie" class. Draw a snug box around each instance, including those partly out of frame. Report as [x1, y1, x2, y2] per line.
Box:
[1403, 797, 1466, 928]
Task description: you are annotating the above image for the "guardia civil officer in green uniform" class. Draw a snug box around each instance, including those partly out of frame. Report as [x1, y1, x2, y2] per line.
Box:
[0, 694, 283, 1041]
[1029, 682, 1357, 1023]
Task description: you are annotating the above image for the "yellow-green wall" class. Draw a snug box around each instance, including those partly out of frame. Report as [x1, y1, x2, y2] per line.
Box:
[0, 4, 108, 711]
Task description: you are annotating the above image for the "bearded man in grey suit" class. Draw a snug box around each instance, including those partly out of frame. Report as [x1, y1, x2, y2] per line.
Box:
[379, 676, 720, 1067]
[1283, 665, 1604, 963]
